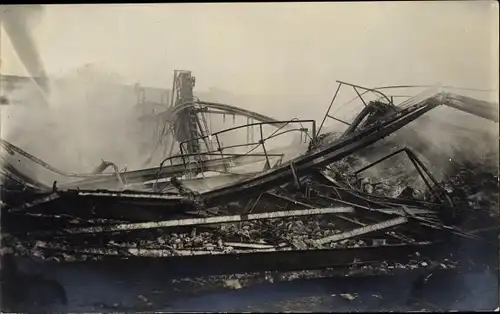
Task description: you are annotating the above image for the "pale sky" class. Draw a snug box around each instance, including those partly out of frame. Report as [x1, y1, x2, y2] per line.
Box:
[0, 1, 498, 173]
[1, 2, 499, 100]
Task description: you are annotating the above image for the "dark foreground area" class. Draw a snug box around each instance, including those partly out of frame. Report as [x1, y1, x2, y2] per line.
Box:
[165, 271, 498, 312]
[1, 255, 498, 312]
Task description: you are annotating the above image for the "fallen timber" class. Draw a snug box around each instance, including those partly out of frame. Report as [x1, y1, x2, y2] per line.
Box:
[7, 242, 445, 279]
[1, 75, 498, 289]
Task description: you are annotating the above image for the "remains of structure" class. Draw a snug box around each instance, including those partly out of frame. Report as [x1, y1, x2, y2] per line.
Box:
[1, 71, 498, 307]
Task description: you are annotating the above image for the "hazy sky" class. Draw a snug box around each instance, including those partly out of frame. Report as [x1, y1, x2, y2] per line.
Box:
[0, 2, 498, 173]
[1, 2, 498, 98]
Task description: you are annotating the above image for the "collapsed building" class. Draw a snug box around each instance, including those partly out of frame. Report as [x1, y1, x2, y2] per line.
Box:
[0, 70, 499, 309]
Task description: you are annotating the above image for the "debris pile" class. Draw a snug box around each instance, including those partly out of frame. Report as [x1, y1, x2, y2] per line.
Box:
[1, 76, 498, 279]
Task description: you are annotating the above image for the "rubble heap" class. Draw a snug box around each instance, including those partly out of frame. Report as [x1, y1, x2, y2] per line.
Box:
[1, 79, 498, 279]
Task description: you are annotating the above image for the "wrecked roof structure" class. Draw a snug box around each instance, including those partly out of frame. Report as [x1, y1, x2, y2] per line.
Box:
[1, 70, 498, 280]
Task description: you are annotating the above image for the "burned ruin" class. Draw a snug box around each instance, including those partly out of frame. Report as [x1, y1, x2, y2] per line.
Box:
[1, 70, 499, 311]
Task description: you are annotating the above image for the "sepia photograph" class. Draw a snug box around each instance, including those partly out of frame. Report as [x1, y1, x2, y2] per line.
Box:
[0, 2, 499, 312]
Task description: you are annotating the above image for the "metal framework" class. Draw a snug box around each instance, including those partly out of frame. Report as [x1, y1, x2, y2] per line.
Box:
[1, 72, 498, 282]
[170, 70, 206, 157]
[178, 119, 315, 171]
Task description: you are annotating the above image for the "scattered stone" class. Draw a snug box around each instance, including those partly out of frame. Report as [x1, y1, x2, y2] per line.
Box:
[224, 279, 242, 290]
[340, 293, 357, 301]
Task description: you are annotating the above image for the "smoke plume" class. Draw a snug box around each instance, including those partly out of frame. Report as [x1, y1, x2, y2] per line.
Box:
[2, 64, 149, 175]
[1, 5, 47, 80]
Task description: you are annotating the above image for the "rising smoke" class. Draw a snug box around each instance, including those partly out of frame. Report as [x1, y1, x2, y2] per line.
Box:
[0, 3, 498, 182]
[1, 6, 152, 175]
[1, 5, 47, 83]
[2, 64, 150, 174]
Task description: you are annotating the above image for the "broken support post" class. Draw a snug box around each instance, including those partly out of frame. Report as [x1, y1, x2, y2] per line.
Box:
[290, 161, 301, 190]
[259, 124, 271, 169]
[317, 82, 343, 137]
[244, 193, 263, 214]
[214, 134, 228, 172]
[353, 86, 368, 107]
[406, 149, 454, 206]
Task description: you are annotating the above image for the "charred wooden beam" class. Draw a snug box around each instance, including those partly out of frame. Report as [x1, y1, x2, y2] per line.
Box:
[314, 217, 409, 245]
[47, 206, 355, 236]
[7, 193, 59, 213]
[31, 242, 439, 278]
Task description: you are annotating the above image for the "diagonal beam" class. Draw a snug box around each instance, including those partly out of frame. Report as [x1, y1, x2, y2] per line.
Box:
[314, 216, 409, 245]
[7, 193, 60, 213]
